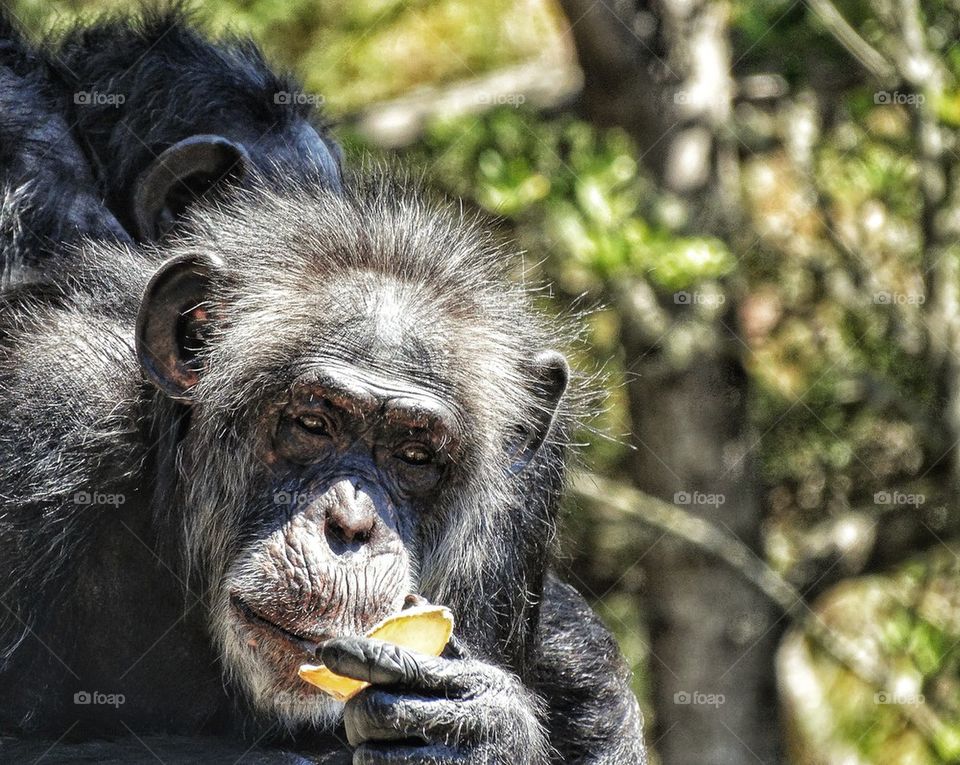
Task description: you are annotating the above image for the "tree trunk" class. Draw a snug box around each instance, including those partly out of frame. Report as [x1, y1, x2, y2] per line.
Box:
[558, 1, 781, 761]
[620, 299, 781, 764]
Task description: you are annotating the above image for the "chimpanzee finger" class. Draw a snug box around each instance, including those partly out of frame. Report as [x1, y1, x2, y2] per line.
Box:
[320, 637, 446, 688]
[442, 633, 469, 660]
[344, 689, 483, 748]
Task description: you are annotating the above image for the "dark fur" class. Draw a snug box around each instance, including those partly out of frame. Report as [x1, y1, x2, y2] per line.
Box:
[0, 10, 129, 285]
[45, 7, 342, 238]
[1, 5, 339, 280]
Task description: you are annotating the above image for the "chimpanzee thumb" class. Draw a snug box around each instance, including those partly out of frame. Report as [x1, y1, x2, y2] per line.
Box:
[320, 637, 438, 687]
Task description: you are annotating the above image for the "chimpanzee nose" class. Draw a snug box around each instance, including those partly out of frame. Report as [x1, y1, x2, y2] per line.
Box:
[324, 479, 377, 548]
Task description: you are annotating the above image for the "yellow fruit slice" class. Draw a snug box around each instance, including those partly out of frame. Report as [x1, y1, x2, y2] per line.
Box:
[298, 604, 454, 701]
[296, 665, 367, 703]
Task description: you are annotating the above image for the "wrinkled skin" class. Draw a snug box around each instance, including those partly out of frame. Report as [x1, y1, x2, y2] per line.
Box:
[325, 639, 547, 763]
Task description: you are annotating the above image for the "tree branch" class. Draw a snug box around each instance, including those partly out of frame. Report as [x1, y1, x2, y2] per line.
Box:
[570, 470, 955, 748]
[804, 0, 896, 83]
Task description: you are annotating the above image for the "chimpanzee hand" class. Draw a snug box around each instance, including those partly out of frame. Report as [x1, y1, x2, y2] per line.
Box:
[321, 638, 550, 765]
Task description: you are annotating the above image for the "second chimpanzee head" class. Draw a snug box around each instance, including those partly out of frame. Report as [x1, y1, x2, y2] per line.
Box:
[51, 8, 342, 242]
[133, 177, 572, 727]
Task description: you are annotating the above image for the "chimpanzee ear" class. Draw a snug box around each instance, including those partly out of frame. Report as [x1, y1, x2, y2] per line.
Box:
[133, 135, 249, 241]
[136, 253, 222, 400]
[508, 350, 570, 475]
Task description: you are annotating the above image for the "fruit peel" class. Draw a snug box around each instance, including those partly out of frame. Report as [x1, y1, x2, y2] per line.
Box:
[298, 604, 454, 701]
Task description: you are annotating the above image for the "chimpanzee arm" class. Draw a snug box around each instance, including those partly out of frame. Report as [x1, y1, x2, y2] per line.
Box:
[532, 575, 647, 764]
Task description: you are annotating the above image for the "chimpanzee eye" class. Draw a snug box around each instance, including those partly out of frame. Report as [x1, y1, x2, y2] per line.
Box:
[395, 443, 433, 466]
[296, 414, 332, 437]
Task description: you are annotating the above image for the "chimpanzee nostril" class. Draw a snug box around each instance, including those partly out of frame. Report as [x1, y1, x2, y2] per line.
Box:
[325, 480, 377, 548]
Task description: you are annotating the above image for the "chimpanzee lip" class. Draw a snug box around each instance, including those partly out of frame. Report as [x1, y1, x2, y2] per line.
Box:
[230, 594, 330, 658]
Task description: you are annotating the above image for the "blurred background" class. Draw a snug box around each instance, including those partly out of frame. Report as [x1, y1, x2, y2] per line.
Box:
[10, 0, 960, 762]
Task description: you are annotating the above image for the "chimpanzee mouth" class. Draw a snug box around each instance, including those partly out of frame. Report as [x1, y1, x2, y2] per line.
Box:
[230, 595, 330, 658]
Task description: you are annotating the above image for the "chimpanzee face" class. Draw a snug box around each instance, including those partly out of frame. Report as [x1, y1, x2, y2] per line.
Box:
[220, 360, 465, 721]
[133, 186, 569, 726]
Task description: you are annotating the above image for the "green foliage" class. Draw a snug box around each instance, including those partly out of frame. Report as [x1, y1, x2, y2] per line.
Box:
[788, 554, 960, 763]
[731, 0, 868, 83]
[819, 138, 920, 220]
[9, 0, 566, 113]
[420, 109, 734, 289]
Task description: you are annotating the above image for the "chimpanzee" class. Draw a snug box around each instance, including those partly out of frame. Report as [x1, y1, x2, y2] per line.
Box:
[47, 7, 343, 242]
[0, 9, 646, 765]
[0, 11, 129, 285]
[0, 174, 645, 763]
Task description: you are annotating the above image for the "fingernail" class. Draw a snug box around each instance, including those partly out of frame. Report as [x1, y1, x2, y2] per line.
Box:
[403, 593, 428, 609]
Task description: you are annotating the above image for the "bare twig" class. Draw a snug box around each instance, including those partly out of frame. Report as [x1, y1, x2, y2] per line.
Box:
[804, 0, 896, 83]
